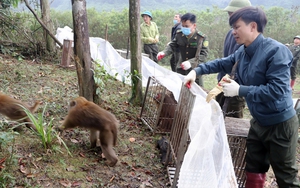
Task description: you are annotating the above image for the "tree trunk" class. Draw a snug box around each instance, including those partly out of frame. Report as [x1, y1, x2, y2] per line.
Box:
[129, 0, 143, 106]
[40, 0, 55, 53]
[71, 0, 94, 101]
[24, 0, 63, 48]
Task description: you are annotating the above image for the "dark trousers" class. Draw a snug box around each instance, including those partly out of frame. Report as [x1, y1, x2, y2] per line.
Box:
[215, 92, 245, 118]
[291, 65, 297, 80]
[246, 115, 300, 187]
[170, 54, 176, 72]
[170, 51, 181, 72]
[176, 67, 203, 87]
[144, 44, 158, 63]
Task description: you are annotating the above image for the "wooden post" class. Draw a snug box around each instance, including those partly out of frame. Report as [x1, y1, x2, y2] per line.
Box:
[60, 39, 73, 67]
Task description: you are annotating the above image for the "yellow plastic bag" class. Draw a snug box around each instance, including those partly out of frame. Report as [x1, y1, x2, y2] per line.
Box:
[206, 74, 230, 103]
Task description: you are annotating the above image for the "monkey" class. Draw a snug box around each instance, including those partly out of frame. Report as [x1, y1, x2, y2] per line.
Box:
[0, 92, 40, 131]
[154, 90, 177, 132]
[59, 96, 119, 167]
[156, 136, 171, 164]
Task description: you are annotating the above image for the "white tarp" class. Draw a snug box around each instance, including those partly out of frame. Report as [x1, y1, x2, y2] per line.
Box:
[56, 27, 238, 188]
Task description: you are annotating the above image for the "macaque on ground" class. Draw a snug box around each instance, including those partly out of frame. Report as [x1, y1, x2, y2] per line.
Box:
[59, 96, 119, 167]
[0, 92, 40, 131]
[154, 90, 178, 132]
[156, 136, 171, 164]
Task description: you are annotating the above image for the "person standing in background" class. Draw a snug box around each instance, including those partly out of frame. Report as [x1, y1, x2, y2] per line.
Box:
[170, 13, 182, 72]
[140, 11, 159, 63]
[157, 13, 208, 87]
[215, 0, 251, 118]
[288, 35, 300, 90]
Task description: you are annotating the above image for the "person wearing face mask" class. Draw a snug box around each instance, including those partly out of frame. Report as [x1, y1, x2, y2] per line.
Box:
[140, 11, 160, 62]
[169, 13, 182, 72]
[157, 12, 209, 87]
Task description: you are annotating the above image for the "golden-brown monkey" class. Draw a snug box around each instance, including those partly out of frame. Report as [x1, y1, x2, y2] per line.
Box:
[59, 96, 119, 167]
[0, 92, 40, 131]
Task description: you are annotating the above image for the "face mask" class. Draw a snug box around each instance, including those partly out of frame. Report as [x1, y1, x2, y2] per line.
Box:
[173, 19, 178, 25]
[181, 27, 191, 36]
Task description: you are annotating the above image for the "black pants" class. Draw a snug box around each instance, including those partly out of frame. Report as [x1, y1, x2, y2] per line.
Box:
[291, 65, 297, 80]
[215, 92, 245, 118]
[170, 51, 181, 72]
[144, 44, 158, 63]
[170, 54, 176, 72]
[246, 116, 299, 187]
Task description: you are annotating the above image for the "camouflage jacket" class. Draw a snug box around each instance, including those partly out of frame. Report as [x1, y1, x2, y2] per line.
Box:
[163, 29, 209, 68]
[289, 44, 300, 67]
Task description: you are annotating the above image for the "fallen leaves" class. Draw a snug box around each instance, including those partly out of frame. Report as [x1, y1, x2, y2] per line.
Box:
[59, 180, 72, 187]
[129, 137, 136, 142]
[0, 157, 6, 170]
[79, 152, 86, 158]
[18, 157, 39, 178]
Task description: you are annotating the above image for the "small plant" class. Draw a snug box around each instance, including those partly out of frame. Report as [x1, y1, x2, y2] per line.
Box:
[0, 130, 18, 187]
[92, 60, 118, 96]
[20, 103, 72, 156]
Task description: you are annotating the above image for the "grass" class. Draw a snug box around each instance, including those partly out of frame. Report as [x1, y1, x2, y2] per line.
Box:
[0, 55, 169, 187]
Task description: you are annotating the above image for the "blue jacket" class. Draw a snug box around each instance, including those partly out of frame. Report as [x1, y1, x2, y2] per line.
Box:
[195, 34, 295, 126]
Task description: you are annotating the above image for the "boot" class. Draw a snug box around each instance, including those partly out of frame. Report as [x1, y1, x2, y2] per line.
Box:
[245, 172, 266, 188]
[291, 79, 296, 90]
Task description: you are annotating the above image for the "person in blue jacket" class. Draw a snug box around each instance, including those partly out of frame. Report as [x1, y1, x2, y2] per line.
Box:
[184, 6, 299, 188]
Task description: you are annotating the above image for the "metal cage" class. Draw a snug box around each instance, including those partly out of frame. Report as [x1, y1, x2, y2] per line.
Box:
[140, 76, 178, 133]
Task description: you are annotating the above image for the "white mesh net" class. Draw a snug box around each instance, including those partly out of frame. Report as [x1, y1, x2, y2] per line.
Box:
[56, 27, 238, 188]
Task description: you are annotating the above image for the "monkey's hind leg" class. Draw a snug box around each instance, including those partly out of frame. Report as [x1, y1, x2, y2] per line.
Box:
[99, 130, 118, 167]
[90, 130, 100, 148]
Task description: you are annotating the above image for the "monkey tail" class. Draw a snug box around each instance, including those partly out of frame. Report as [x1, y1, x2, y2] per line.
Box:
[29, 101, 41, 113]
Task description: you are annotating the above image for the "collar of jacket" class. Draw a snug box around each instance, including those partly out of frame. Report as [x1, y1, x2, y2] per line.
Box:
[244, 33, 264, 58]
[143, 21, 152, 26]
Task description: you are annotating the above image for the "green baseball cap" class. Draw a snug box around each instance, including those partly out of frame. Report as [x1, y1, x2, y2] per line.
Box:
[224, 0, 252, 12]
[294, 35, 300, 40]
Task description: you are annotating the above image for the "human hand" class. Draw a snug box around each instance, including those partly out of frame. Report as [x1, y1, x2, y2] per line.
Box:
[181, 61, 191, 70]
[148, 37, 156, 43]
[183, 70, 196, 87]
[154, 36, 159, 43]
[157, 52, 165, 61]
[222, 78, 240, 97]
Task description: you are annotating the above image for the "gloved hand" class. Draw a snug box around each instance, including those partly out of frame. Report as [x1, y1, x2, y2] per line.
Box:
[157, 52, 165, 61]
[181, 61, 191, 70]
[183, 70, 196, 87]
[222, 78, 240, 97]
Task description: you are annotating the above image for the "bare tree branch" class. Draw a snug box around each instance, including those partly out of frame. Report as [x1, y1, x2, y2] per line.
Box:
[23, 0, 63, 48]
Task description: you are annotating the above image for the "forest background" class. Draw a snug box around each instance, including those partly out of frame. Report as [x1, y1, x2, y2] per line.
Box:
[2, 1, 300, 65]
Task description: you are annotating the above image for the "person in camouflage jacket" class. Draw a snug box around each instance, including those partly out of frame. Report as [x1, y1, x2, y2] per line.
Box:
[289, 35, 300, 90]
[157, 13, 208, 87]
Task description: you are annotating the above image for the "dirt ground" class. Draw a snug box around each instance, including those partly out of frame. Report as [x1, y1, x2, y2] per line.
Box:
[0, 53, 300, 187]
